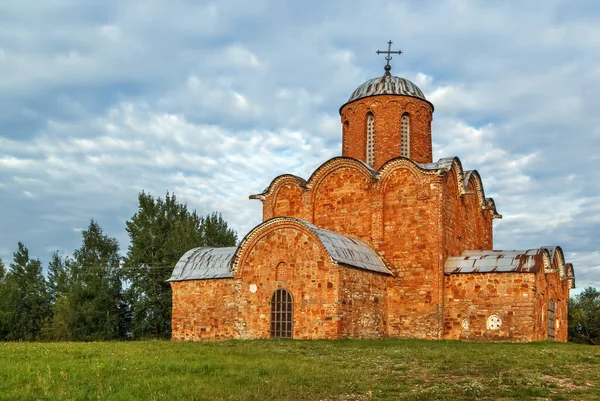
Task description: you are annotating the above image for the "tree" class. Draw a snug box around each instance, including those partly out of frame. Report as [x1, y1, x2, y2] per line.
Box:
[124, 192, 237, 339]
[42, 252, 73, 341]
[202, 212, 238, 247]
[69, 220, 128, 341]
[47, 251, 71, 303]
[0, 243, 50, 340]
[569, 287, 600, 345]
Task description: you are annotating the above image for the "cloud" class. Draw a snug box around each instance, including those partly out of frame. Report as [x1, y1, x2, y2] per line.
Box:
[0, 0, 598, 292]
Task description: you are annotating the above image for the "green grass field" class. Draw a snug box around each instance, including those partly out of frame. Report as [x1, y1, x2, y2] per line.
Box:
[0, 340, 599, 401]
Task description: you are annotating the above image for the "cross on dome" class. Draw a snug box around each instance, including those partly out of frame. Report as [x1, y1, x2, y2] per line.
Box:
[376, 40, 402, 76]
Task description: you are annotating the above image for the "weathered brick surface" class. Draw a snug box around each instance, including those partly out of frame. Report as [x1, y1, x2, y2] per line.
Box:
[234, 222, 341, 339]
[443, 273, 538, 341]
[171, 279, 237, 340]
[443, 267, 570, 342]
[442, 168, 493, 261]
[340, 95, 433, 167]
[338, 268, 387, 339]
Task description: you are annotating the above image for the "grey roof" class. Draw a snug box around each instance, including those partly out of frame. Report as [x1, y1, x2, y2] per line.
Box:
[445, 249, 548, 274]
[167, 247, 236, 281]
[417, 157, 455, 171]
[168, 218, 392, 281]
[301, 221, 392, 275]
[341, 75, 429, 111]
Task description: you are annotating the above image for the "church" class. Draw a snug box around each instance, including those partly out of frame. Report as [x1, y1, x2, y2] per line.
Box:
[168, 43, 575, 342]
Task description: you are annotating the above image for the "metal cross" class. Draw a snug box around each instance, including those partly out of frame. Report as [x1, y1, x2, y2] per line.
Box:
[376, 40, 402, 75]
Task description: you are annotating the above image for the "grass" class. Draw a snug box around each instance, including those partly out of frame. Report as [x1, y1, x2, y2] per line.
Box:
[0, 340, 599, 400]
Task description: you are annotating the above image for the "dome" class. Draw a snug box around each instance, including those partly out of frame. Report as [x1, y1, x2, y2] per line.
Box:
[343, 74, 428, 108]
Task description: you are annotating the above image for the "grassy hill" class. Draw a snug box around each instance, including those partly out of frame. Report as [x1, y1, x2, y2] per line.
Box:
[0, 339, 598, 400]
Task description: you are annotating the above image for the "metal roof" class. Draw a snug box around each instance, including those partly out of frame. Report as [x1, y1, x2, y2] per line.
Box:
[167, 247, 236, 281]
[341, 75, 429, 111]
[168, 218, 392, 281]
[417, 157, 455, 171]
[302, 221, 392, 275]
[445, 249, 549, 274]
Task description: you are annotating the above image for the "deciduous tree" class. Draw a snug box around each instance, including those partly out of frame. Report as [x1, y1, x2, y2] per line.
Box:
[569, 287, 600, 345]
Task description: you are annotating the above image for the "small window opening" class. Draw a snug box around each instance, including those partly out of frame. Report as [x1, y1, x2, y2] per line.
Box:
[401, 114, 410, 158]
[366, 113, 375, 166]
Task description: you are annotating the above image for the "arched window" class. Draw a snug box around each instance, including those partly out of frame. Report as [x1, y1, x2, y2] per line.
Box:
[276, 262, 289, 281]
[366, 113, 375, 166]
[270, 289, 293, 338]
[401, 114, 410, 158]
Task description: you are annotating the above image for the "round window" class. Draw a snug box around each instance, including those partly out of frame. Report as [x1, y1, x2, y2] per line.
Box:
[487, 315, 502, 330]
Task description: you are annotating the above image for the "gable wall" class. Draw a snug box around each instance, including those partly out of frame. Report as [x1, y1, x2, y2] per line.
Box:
[235, 224, 342, 339]
[441, 170, 493, 261]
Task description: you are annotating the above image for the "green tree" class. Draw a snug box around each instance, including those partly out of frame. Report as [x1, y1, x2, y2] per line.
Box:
[69, 220, 128, 340]
[202, 212, 238, 247]
[0, 257, 10, 340]
[124, 192, 237, 339]
[0, 243, 50, 340]
[569, 287, 600, 345]
[47, 251, 71, 303]
[42, 252, 73, 341]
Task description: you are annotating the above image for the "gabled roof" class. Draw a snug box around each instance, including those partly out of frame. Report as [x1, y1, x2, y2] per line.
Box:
[167, 247, 236, 281]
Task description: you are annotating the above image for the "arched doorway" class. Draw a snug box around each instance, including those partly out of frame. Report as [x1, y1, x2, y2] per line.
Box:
[548, 299, 556, 340]
[270, 289, 293, 338]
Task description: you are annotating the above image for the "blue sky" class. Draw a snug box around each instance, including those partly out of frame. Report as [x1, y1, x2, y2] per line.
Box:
[0, 0, 598, 291]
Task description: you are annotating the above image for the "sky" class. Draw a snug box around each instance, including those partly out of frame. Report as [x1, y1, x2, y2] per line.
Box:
[0, 0, 598, 292]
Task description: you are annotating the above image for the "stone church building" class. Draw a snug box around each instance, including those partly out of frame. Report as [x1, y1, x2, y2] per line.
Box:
[169, 49, 575, 342]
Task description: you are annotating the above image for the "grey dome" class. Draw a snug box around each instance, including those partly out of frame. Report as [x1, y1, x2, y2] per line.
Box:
[344, 75, 427, 106]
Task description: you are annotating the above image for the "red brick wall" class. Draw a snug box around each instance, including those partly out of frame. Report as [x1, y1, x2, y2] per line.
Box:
[379, 165, 443, 339]
[442, 167, 494, 261]
[272, 181, 303, 218]
[170, 279, 237, 340]
[532, 268, 570, 342]
[338, 267, 388, 339]
[234, 222, 343, 339]
[312, 166, 373, 241]
[340, 95, 433, 167]
[443, 273, 537, 342]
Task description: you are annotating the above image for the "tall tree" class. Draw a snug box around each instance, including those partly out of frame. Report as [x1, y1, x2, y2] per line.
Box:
[124, 192, 237, 339]
[0, 257, 10, 340]
[47, 251, 71, 303]
[202, 212, 238, 247]
[69, 220, 128, 340]
[0, 243, 50, 340]
[42, 252, 73, 341]
[569, 287, 600, 345]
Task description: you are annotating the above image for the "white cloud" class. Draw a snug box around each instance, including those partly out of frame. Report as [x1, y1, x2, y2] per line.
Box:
[0, 0, 598, 291]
